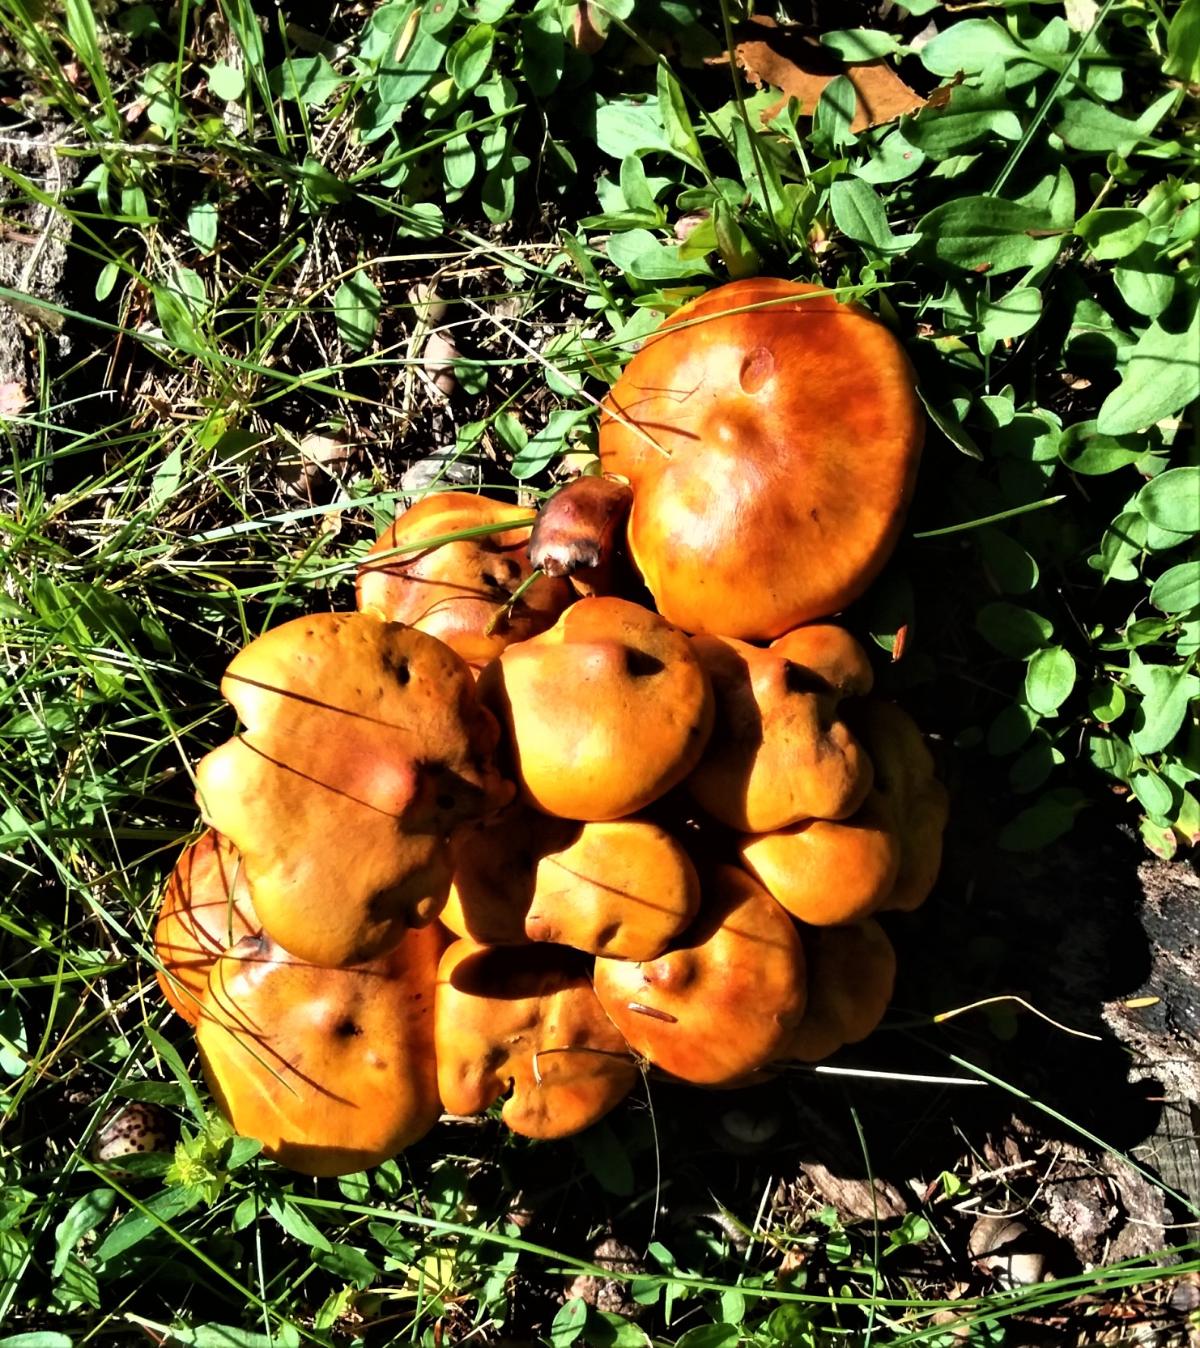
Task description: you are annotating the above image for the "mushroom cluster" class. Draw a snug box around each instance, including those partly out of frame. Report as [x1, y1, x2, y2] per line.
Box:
[153, 279, 947, 1176]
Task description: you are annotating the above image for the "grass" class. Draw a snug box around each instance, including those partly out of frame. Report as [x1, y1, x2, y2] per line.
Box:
[0, 0, 1198, 1343]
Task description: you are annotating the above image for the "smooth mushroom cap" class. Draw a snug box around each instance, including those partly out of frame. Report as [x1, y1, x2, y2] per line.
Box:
[592, 863, 807, 1086]
[444, 812, 700, 961]
[852, 701, 949, 913]
[356, 492, 573, 667]
[738, 791, 901, 926]
[686, 625, 875, 833]
[478, 597, 714, 821]
[154, 829, 259, 1024]
[195, 612, 514, 968]
[784, 919, 897, 1062]
[599, 278, 923, 639]
[196, 926, 443, 1177]
[435, 940, 637, 1139]
[527, 475, 634, 598]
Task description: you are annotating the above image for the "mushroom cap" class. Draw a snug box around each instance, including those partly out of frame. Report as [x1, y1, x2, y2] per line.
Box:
[478, 597, 713, 821]
[738, 791, 901, 926]
[592, 863, 807, 1085]
[356, 492, 573, 667]
[784, 919, 896, 1062]
[435, 940, 637, 1138]
[196, 926, 443, 1176]
[686, 625, 875, 833]
[527, 475, 634, 599]
[853, 702, 949, 913]
[154, 829, 259, 1024]
[599, 278, 923, 638]
[195, 612, 513, 968]
[443, 810, 700, 960]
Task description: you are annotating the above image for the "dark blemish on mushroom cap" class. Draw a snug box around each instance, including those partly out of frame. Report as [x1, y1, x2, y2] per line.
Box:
[738, 346, 774, 396]
[624, 649, 665, 678]
[334, 1018, 363, 1039]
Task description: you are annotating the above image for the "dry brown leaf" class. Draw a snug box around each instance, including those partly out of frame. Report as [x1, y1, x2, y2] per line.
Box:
[710, 17, 925, 134]
[0, 383, 29, 417]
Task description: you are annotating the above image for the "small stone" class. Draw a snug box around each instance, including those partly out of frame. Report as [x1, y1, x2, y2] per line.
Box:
[91, 1102, 173, 1166]
[400, 453, 481, 500]
[275, 431, 355, 502]
[422, 331, 459, 397]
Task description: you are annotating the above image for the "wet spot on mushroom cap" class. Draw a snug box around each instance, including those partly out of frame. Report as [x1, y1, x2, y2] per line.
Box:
[739, 345, 775, 395]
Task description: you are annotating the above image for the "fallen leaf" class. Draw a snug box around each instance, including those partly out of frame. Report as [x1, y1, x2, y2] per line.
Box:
[710, 17, 925, 134]
[0, 382, 29, 417]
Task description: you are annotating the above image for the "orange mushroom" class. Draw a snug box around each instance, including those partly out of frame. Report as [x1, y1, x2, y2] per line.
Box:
[599, 278, 923, 638]
[443, 809, 701, 960]
[478, 597, 713, 821]
[195, 612, 513, 967]
[738, 792, 900, 926]
[687, 625, 874, 833]
[154, 829, 259, 1024]
[356, 492, 573, 667]
[784, 919, 897, 1062]
[435, 940, 637, 1138]
[592, 864, 806, 1086]
[852, 702, 949, 913]
[197, 925, 443, 1176]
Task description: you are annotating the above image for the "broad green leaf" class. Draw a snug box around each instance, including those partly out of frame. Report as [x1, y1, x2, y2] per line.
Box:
[0, 1336, 75, 1348]
[988, 703, 1039, 756]
[813, 75, 856, 149]
[1150, 563, 1200, 614]
[95, 1186, 204, 1263]
[511, 408, 588, 479]
[854, 129, 925, 184]
[918, 19, 1025, 76]
[998, 790, 1084, 850]
[594, 99, 669, 159]
[297, 154, 349, 207]
[1097, 309, 1200, 434]
[378, 25, 447, 108]
[829, 178, 903, 252]
[187, 202, 218, 252]
[587, 1312, 652, 1348]
[447, 24, 496, 90]
[1130, 770, 1173, 820]
[1114, 256, 1175, 318]
[916, 198, 1063, 275]
[53, 1190, 117, 1278]
[270, 55, 344, 104]
[976, 602, 1053, 658]
[977, 526, 1039, 593]
[902, 66, 1021, 159]
[1058, 426, 1145, 475]
[606, 229, 712, 280]
[334, 272, 382, 351]
[656, 64, 704, 169]
[154, 286, 198, 351]
[822, 29, 906, 61]
[1088, 682, 1126, 724]
[673, 1327, 740, 1348]
[1025, 644, 1076, 714]
[1129, 664, 1198, 754]
[1092, 510, 1148, 581]
[206, 62, 244, 102]
[1134, 467, 1200, 534]
[520, 6, 564, 97]
[1009, 737, 1064, 793]
[1075, 208, 1151, 261]
[1165, 0, 1200, 81]
[713, 199, 760, 279]
[978, 287, 1041, 342]
[550, 1298, 587, 1346]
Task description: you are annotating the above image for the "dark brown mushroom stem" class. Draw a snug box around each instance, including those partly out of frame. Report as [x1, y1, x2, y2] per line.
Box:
[528, 476, 634, 597]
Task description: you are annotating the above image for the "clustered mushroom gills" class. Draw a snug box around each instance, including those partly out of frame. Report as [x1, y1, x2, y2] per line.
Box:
[151, 278, 946, 1176]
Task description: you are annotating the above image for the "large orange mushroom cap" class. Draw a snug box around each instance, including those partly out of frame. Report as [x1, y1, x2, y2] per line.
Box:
[154, 829, 259, 1024]
[599, 278, 923, 638]
[738, 791, 900, 926]
[784, 919, 897, 1062]
[478, 597, 713, 821]
[853, 702, 949, 913]
[444, 811, 701, 960]
[592, 864, 807, 1086]
[196, 925, 443, 1176]
[356, 492, 572, 667]
[435, 940, 637, 1138]
[686, 625, 875, 833]
[195, 612, 514, 968]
